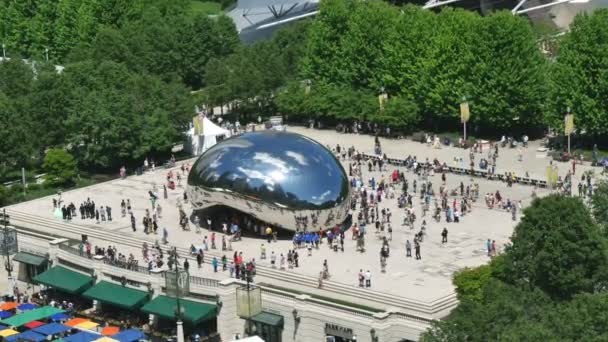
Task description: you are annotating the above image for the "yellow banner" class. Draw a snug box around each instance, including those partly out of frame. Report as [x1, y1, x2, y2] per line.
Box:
[460, 102, 470, 123]
[378, 94, 388, 111]
[193, 116, 202, 135]
[564, 114, 574, 135]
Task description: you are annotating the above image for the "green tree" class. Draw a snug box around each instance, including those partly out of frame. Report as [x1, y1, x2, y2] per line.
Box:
[0, 91, 33, 176]
[591, 180, 608, 232]
[468, 12, 547, 133]
[452, 263, 494, 304]
[548, 9, 608, 137]
[375, 96, 420, 133]
[502, 195, 608, 300]
[43, 148, 78, 186]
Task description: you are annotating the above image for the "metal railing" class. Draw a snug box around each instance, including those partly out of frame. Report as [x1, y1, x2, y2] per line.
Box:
[103, 259, 151, 275]
[56, 244, 221, 287]
[58, 243, 84, 257]
[190, 275, 220, 288]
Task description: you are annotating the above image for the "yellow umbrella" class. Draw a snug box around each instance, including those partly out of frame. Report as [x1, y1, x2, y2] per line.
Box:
[93, 337, 119, 342]
[0, 329, 18, 337]
[75, 321, 99, 330]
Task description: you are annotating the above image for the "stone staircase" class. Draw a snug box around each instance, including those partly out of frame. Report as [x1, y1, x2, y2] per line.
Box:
[5, 209, 458, 319]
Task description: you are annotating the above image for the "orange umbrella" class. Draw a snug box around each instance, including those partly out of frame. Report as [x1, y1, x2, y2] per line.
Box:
[101, 326, 120, 336]
[65, 318, 90, 327]
[0, 302, 17, 310]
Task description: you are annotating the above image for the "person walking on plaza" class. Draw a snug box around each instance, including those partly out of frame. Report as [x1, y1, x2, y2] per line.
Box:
[196, 251, 203, 268]
[441, 228, 448, 244]
[486, 239, 492, 256]
[415, 241, 421, 260]
[358, 270, 364, 287]
[212, 257, 218, 272]
[270, 251, 276, 268]
[406, 240, 412, 257]
[106, 206, 112, 221]
[260, 244, 266, 259]
[162, 227, 168, 244]
[365, 270, 371, 288]
[131, 213, 136, 232]
[184, 259, 190, 273]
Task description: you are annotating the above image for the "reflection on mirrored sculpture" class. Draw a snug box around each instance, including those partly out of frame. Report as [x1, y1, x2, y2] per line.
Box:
[187, 131, 351, 231]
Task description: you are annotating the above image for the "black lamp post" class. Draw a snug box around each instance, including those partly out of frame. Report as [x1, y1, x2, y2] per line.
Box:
[1, 209, 13, 278]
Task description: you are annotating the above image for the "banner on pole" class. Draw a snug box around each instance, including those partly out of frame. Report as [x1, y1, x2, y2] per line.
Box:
[564, 114, 574, 135]
[165, 270, 190, 297]
[460, 102, 470, 123]
[378, 94, 388, 111]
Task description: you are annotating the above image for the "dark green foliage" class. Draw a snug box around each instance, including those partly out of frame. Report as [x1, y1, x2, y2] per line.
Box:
[43, 148, 78, 186]
[591, 180, 608, 233]
[301, 1, 547, 134]
[548, 9, 608, 137]
[502, 195, 608, 300]
[203, 20, 312, 116]
[0, 0, 239, 178]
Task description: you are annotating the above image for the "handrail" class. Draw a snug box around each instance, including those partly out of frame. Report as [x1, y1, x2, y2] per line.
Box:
[11, 209, 459, 317]
[55, 244, 220, 287]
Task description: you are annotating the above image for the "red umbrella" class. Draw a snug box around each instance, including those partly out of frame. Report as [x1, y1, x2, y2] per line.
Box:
[23, 321, 45, 329]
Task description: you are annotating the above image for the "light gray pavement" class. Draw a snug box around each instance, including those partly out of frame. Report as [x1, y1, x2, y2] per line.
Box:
[7, 127, 599, 302]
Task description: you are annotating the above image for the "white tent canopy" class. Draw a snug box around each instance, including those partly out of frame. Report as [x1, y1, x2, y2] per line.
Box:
[187, 116, 231, 156]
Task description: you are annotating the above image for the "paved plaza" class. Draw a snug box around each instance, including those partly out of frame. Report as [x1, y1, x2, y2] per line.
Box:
[9, 126, 593, 303]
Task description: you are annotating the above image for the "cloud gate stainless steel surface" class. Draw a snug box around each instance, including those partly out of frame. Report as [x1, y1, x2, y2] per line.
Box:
[187, 131, 351, 231]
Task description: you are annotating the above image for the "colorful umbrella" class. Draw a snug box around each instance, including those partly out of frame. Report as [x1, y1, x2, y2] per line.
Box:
[0, 311, 13, 319]
[65, 318, 89, 327]
[0, 329, 18, 337]
[24, 321, 46, 329]
[75, 321, 99, 330]
[0, 302, 17, 310]
[18, 303, 37, 311]
[100, 327, 119, 336]
[50, 313, 71, 321]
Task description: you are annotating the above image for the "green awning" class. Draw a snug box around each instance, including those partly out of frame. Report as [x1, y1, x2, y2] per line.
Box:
[141, 296, 217, 324]
[0, 306, 64, 327]
[13, 252, 47, 267]
[251, 311, 283, 328]
[33, 266, 93, 294]
[83, 281, 149, 309]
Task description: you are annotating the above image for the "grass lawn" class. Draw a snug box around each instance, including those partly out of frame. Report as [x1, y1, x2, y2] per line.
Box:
[189, 1, 222, 16]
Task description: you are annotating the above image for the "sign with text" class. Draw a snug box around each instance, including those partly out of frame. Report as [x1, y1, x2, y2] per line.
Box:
[325, 323, 354, 339]
[0, 228, 18, 255]
[165, 270, 190, 297]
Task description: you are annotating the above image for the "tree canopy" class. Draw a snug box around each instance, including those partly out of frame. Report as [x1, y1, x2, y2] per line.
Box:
[297, 2, 548, 134]
[0, 0, 241, 177]
[547, 9, 608, 138]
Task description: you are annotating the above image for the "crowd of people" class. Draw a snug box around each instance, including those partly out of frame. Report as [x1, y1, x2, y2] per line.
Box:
[47, 127, 603, 294]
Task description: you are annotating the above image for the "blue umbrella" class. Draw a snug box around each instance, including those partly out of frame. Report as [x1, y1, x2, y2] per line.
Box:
[17, 303, 37, 311]
[50, 313, 71, 321]
[0, 311, 12, 319]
